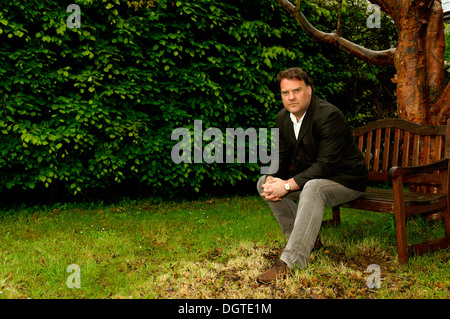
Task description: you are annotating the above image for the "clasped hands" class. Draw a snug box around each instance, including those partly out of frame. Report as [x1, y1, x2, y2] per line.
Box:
[261, 176, 298, 202]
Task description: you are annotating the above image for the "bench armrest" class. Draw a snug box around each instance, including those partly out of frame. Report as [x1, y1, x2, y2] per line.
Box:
[388, 158, 449, 179]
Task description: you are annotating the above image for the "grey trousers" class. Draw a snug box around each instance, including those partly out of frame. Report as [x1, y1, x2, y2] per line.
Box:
[257, 176, 363, 269]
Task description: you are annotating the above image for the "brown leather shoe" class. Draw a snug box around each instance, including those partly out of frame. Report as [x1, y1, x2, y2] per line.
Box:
[256, 259, 289, 284]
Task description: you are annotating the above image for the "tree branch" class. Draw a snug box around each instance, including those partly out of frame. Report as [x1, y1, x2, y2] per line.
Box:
[367, 0, 396, 17]
[336, 0, 343, 36]
[277, 0, 396, 66]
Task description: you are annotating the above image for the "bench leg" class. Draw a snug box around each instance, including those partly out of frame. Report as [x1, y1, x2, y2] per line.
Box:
[332, 206, 341, 226]
[444, 169, 450, 240]
[393, 177, 409, 264]
[444, 207, 450, 241]
[394, 210, 408, 264]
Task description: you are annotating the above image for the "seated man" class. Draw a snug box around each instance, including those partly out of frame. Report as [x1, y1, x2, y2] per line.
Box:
[257, 67, 368, 284]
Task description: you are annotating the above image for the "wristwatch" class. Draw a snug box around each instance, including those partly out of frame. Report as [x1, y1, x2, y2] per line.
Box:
[284, 183, 291, 192]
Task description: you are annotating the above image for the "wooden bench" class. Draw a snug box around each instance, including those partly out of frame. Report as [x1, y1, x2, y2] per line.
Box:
[327, 118, 450, 264]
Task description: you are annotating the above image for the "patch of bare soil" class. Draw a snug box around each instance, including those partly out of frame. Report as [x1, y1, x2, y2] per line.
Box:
[152, 241, 449, 299]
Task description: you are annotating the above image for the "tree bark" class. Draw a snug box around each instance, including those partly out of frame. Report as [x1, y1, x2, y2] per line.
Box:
[393, 0, 432, 124]
[433, 84, 450, 124]
[426, 1, 445, 107]
[426, 0, 448, 125]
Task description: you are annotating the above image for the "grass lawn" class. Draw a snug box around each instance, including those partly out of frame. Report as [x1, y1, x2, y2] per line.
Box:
[0, 195, 448, 299]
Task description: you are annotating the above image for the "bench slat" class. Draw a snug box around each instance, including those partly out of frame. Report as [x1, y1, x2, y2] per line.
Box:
[392, 128, 400, 167]
[412, 134, 420, 166]
[382, 128, 390, 172]
[341, 188, 446, 216]
[350, 188, 443, 203]
[402, 131, 410, 167]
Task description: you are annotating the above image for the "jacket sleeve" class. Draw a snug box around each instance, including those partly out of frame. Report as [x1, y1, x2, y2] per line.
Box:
[292, 110, 352, 189]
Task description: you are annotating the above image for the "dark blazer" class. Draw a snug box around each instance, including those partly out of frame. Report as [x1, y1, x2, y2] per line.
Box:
[269, 95, 368, 192]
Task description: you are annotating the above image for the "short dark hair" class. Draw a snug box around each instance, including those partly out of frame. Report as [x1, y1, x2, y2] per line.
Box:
[276, 67, 313, 88]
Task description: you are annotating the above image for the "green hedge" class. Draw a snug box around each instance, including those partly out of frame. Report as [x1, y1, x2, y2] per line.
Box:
[0, 0, 394, 201]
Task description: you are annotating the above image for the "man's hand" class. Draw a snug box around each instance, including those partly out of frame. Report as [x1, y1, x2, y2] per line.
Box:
[260, 177, 287, 202]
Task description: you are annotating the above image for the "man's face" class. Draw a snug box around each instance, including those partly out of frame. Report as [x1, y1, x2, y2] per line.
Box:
[280, 78, 312, 121]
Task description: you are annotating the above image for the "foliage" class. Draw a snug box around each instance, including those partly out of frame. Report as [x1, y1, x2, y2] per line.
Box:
[0, 0, 396, 200]
[300, 0, 398, 124]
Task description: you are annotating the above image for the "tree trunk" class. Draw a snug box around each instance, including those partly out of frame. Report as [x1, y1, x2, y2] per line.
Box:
[393, 1, 432, 124]
[426, 1, 445, 110]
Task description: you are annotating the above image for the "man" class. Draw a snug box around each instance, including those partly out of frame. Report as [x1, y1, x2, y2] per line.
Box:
[256, 67, 368, 284]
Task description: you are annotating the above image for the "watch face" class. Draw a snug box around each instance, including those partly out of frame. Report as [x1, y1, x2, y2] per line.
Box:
[284, 183, 290, 191]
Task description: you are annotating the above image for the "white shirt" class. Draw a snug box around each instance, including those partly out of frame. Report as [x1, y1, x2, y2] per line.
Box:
[289, 112, 305, 140]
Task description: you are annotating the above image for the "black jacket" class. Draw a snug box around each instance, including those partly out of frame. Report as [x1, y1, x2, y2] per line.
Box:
[269, 95, 368, 192]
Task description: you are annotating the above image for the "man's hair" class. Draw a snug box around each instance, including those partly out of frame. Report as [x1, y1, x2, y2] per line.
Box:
[276, 67, 313, 89]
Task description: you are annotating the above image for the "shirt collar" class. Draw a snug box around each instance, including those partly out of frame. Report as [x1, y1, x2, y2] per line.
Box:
[289, 111, 305, 124]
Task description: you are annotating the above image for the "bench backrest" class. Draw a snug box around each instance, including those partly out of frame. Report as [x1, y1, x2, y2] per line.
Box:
[352, 119, 450, 182]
